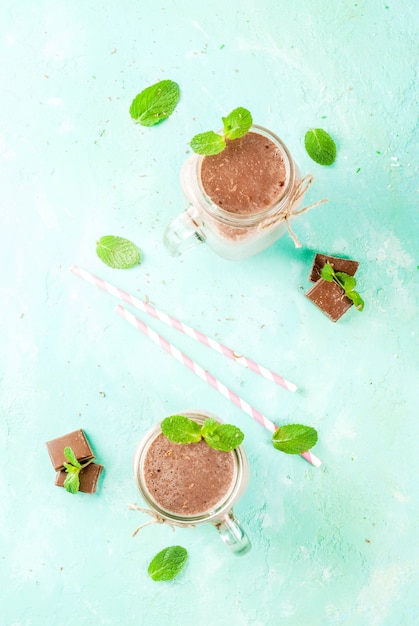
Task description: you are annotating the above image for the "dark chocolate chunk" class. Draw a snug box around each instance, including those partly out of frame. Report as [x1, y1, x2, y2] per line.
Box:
[305, 279, 353, 322]
[309, 253, 359, 283]
[46, 429, 95, 471]
[55, 462, 104, 494]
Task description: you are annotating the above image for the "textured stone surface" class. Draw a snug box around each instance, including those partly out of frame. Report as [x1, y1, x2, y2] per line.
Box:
[1, 1, 418, 625]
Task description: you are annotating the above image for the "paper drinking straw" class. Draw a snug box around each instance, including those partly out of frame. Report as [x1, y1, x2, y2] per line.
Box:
[115, 304, 321, 467]
[70, 265, 297, 393]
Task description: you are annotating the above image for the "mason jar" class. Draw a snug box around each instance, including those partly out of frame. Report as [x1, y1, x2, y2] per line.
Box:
[163, 125, 312, 260]
[132, 410, 251, 555]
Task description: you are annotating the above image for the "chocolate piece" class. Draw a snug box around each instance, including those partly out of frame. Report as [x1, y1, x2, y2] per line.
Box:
[305, 279, 353, 322]
[46, 429, 95, 471]
[309, 253, 359, 283]
[55, 463, 104, 494]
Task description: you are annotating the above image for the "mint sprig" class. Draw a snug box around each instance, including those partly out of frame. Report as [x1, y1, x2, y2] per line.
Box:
[190, 131, 226, 156]
[148, 545, 188, 581]
[272, 424, 318, 455]
[129, 80, 180, 126]
[63, 447, 96, 494]
[304, 128, 336, 166]
[63, 447, 82, 494]
[161, 415, 202, 444]
[321, 262, 364, 310]
[222, 107, 253, 140]
[161, 415, 244, 452]
[96, 235, 141, 269]
[190, 107, 253, 156]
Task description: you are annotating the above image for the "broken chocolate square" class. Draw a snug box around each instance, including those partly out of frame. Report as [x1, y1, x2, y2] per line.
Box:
[309, 253, 359, 283]
[305, 279, 353, 322]
[46, 429, 95, 471]
[55, 462, 104, 494]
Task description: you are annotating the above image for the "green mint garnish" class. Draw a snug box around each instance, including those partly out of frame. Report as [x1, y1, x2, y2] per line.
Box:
[222, 107, 253, 140]
[272, 424, 318, 455]
[63, 446, 82, 494]
[96, 235, 141, 269]
[161, 415, 244, 451]
[129, 80, 180, 126]
[321, 262, 364, 311]
[190, 131, 226, 156]
[148, 545, 188, 581]
[199, 417, 218, 439]
[190, 107, 252, 156]
[304, 128, 336, 166]
[161, 415, 202, 444]
[201, 421, 244, 452]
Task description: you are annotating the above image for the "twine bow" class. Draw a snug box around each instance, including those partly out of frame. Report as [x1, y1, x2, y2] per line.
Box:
[259, 174, 328, 248]
[128, 503, 195, 536]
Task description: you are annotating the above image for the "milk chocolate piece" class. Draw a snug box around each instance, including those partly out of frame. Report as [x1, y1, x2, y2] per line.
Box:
[305, 279, 353, 322]
[46, 429, 95, 471]
[309, 253, 359, 283]
[55, 462, 103, 494]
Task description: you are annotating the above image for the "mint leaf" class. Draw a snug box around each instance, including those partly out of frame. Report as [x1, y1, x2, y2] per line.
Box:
[320, 263, 364, 312]
[203, 423, 244, 452]
[320, 262, 335, 282]
[129, 80, 180, 126]
[304, 128, 336, 166]
[62, 447, 82, 494]
[222, 107, 252, 140]
[346, 290, 365, 311]
[190, 107, 252, 155]
[64, 447, 81, 468]
[190, 131, 226, 156]
[200, 417, 218, 439]
[96, 235, 141, 269]
[63, 471, 80, 494]
[335, 272, 356, 292]
[148, 546, 188, 581]
[161, 415, 202, 444]
[161, 415, 244, 451]
[272, 424, 318, 454]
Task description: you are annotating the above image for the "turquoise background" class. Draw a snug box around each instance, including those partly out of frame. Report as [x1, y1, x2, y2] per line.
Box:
[1, 1, 418, 625]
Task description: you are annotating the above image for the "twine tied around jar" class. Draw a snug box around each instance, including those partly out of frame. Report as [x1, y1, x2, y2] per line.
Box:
[259, 174, 328, 248]
[128, 503, 196, 536]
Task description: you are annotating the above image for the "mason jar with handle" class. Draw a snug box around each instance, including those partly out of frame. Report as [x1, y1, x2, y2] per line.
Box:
[132, 410, 251, 555]
[163, 125, 315, 260]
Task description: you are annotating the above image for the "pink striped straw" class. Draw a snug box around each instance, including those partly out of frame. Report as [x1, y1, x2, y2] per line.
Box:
[115, 304, 321, 467]
[70, 265, 297, 392]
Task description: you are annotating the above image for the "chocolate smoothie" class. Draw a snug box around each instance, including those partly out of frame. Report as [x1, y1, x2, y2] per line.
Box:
[200, 131, 287, 215]
[143, 433, 235, 517]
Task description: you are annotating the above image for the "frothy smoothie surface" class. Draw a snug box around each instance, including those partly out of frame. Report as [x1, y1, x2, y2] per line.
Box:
[143, 433, 235, 516]
[200, 131, 287, 215]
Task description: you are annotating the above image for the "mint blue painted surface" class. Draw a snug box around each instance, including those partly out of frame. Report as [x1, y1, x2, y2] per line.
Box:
[1, 1, 418, 625]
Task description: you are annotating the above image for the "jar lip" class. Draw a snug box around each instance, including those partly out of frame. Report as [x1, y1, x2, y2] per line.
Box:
[196, 124, 296, 225]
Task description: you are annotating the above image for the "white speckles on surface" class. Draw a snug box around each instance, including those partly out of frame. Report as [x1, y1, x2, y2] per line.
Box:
[1, 1, 419, 625]
[44, 97, 64, 107]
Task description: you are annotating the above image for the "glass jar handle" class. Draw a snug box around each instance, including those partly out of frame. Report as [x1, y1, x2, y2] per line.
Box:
[214, 511, 251, 555]
[162, 206, 205, 257]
